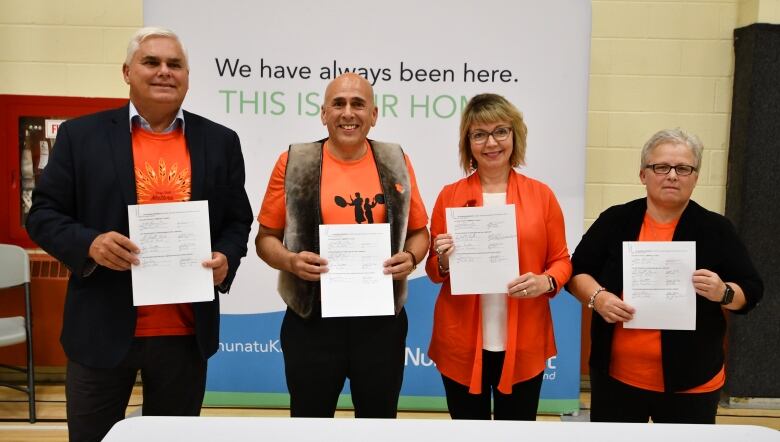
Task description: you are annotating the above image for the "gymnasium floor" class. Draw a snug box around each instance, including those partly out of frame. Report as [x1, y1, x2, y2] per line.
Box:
[1, 382, 778, 441]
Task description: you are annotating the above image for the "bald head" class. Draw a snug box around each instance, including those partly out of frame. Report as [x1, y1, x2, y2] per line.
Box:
[320, 73, 378, 156]
[323, 73, 375, 108]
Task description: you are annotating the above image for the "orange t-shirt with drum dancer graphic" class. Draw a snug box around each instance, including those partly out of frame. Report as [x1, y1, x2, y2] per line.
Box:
[258, 141, 428, 231]
[131, 127, 196, 337]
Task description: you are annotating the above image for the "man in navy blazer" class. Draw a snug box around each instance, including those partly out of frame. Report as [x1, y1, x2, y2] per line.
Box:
[26, 27, 253, 442]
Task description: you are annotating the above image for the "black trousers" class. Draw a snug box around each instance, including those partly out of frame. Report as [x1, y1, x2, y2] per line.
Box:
[441, 350, 544, 420]
[66, 335, 207, 442]
[280, 307, 408, 418]
[590, 370, 721, 423]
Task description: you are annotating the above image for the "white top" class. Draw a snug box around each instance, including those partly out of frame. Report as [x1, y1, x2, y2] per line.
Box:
[481, 192, 508, 351]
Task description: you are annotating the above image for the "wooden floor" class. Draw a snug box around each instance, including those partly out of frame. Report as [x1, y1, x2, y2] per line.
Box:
[1, 383, 778, 441]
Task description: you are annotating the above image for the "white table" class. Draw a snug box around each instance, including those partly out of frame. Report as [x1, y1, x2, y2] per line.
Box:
[103, 416, 779, 442]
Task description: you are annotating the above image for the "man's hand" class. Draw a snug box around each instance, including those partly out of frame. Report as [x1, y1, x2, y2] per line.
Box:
[383, 251, 415, 280]
[289, 251, 329, 281]
[88, 231, 140, 271]
[202, 252, 229, 286]
[256, 225, 328, 281]
[383, 227, 428, 280]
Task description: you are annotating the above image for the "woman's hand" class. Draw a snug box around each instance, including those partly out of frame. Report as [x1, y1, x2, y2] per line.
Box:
[692, 268, 727, 302]
[592, 291, 635, 323]
[432, 233, 454, 270]
[507, 272, 549, 298]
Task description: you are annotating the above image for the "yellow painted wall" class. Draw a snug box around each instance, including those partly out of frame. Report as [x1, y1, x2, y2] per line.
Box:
[589, 0, 741, 225]
[739, 0, 780, 26]
[0, 0, 141, 97]
[1, 0, 777, 228]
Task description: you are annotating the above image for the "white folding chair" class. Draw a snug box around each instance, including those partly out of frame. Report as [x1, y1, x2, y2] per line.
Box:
[0, 244, 35, 423]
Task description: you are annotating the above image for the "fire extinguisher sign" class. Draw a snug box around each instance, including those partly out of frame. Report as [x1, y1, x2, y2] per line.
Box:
[44, 119, 66, 139]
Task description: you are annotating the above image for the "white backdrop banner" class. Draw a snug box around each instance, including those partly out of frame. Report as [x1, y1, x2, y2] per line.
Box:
[145, 0, 589, 413]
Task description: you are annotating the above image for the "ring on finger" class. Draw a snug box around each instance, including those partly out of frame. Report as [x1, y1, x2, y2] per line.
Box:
[522, 288, 528, 296]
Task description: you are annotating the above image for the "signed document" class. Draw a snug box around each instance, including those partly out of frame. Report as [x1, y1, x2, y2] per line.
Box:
[127, 200, 214, 306]
[446, 205, 519, 295]
[319, 223, 394, 317]
[622, 241, 696, 330]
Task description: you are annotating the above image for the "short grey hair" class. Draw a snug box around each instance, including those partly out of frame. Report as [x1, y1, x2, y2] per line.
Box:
[124, 27, 188, 66]
[640, 128, 704, 169]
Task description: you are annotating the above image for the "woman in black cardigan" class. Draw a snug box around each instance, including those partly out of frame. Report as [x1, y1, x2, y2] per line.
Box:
[568, 128, 763, 424]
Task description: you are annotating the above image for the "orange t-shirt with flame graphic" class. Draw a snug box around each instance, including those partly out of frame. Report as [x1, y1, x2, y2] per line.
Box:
[131, 127, 196, 337]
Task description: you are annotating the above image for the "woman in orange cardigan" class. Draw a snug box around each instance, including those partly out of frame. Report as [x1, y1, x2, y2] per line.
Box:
[426, 94, 572, 420]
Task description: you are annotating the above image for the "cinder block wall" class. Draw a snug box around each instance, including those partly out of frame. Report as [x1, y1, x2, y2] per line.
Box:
[586, 0, 778, 226]
[0, 0, 141, 97]
[589, 0, 738, 225]
[1, 0, 778, 227]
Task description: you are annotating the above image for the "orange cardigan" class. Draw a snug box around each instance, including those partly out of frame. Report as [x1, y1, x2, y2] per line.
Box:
[425, 170, 572, 394]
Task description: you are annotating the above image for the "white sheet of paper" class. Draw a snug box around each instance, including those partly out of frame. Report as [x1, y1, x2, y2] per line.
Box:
[127, 200, 214, 306]
[446, 205, 519, 295]
[319, 223, 394, 318]
[622, 241, 696, 330]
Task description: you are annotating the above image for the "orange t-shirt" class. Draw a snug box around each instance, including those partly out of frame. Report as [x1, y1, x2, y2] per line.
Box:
[131, 127, 196, 337]
[258, 141, 428, 230]
[610, 212, 724, 392]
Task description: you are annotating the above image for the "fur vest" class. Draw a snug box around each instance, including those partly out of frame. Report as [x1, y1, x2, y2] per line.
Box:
[278, 139, 412, 319]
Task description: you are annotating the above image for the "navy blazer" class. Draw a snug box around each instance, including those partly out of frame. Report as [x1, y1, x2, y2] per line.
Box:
[26, 104, 253, 368]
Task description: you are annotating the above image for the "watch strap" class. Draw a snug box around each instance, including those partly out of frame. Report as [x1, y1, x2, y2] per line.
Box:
[720, 283, 734, 305]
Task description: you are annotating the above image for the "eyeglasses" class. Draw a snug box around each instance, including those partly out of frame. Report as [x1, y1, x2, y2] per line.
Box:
[645, 164, 697, 176]
[469, 126, 512, 144]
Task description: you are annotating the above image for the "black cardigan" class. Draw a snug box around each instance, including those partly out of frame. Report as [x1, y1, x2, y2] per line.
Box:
[570, 198, 763, 392]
